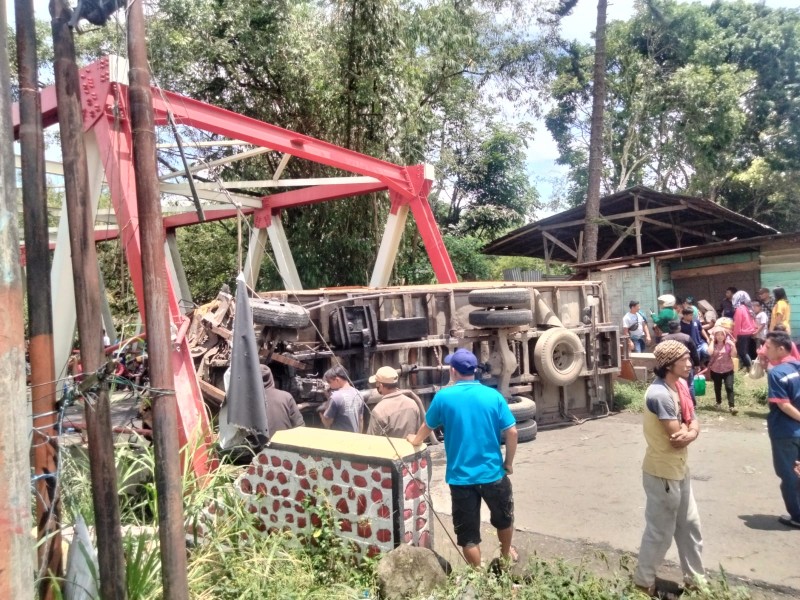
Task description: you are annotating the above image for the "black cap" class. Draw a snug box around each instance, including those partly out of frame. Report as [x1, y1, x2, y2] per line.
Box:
[629, 300, 640, 308]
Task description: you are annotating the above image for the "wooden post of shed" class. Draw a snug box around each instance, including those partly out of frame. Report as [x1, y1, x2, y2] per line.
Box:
[634, 194, 643, 256]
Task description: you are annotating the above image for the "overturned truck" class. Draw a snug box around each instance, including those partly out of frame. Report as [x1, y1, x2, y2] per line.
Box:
[188, 280, 620, 432]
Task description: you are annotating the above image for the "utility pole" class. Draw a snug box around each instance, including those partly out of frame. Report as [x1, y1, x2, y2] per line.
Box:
[15, 0, 62, 595]
[127, 1, 190, 598]
[50, 2, 127, 598]
[0, 0, 35, 598]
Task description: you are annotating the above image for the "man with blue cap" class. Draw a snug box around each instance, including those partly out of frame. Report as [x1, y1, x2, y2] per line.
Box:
[406, 348, 518, 567]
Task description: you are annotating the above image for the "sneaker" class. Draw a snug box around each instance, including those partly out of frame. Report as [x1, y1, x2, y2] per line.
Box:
[714, 403, 722, 411]
[778, 515, 800, 529]
[729, 406, 738, 415]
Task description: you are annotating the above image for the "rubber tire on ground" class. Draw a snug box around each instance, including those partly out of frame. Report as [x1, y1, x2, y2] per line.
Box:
[514, 419, 538, 443]
[250, 299, 310, 328]
[468, 308, 532, 328]
[533, 327, 585, 386]
[507, 396, 536, 423]
[468, 287, 530, 309]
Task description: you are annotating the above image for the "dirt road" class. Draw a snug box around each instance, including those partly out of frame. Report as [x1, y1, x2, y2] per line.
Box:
[427, 409, 800, 595]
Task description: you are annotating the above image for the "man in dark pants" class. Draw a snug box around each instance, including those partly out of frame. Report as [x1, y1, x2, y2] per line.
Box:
[407, 348, 518, 567]
[763, 332, 800, 529]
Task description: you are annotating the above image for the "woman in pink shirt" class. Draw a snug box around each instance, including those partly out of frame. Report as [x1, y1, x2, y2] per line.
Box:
[702, 327, 737, 414]
[732, 291, 758, 370]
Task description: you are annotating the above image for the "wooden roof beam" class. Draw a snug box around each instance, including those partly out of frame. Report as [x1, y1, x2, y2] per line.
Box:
[638, 215, 722, 242]
[539, 204, 686, 231]
[542, 231, 577, 259]
[601, 223, 636, 260]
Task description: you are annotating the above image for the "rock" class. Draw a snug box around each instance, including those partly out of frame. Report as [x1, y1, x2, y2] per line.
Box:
[377, 544, 448, 600]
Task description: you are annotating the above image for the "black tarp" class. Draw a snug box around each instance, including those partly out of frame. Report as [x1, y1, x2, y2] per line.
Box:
[225, 273, 269, 441]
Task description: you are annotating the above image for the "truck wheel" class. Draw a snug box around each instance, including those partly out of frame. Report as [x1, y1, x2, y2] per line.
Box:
[250, 299, 310, 328]
[468, 288, 530, 308]
[468, 308, 532, 328]
[514, 419, 538, 443]
[507, 396, 536, 422]
[533, 327, 585, 386]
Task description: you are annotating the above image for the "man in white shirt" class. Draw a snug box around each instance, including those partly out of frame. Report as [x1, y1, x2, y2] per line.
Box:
[623, 300, 651, 353]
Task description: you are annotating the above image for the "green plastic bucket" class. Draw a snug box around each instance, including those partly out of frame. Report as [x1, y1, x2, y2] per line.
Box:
[693, 374, 706, 396]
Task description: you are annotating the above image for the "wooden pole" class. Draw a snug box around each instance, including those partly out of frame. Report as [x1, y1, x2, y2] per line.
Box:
[15, 1, 62, 595]
[0, 1, 35, 597]
[127, 2, 190, 598]
[50, 2, 127, 598]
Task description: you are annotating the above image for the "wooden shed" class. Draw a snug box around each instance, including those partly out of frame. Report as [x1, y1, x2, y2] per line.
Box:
[484, 186, 800, 335]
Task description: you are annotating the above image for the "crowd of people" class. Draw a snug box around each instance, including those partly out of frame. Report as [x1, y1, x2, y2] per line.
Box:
[624, 286, 799, 597]
[623, 286, 793, 414]
[634, 333, 800, 597]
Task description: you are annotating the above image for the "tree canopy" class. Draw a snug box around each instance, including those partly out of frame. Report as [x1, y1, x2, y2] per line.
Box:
[545, 0, 800, 232]
[80, 0, 546, 294]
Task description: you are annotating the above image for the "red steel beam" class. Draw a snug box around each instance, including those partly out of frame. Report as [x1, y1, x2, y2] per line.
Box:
[93, 116, 211, 475]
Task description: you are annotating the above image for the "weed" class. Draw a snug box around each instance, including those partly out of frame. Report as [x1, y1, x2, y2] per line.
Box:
[614, 380, 648, 412]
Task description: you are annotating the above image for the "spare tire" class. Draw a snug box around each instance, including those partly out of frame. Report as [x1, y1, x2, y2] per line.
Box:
[513, 419, 538, 443]
[468, 308, 532, 328]
[533, 327, 585, 386]
[507, 396, 536, 423]
[468, 288, 530, 309]
[250, 299, 310, 328]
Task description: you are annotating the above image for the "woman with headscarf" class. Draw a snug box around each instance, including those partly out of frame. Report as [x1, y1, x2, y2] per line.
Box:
[732, 291, 758, 370]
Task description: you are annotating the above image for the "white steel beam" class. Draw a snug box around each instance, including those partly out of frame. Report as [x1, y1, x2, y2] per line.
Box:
[165, 231, 193, 313]
[156, 140, 252, 149]
[266, 215, 302, 290]
[369, 204, 409, 288]
[272, 153, 291, 181]
[158, 146, 272, 181]
[51, 131, 105, 379]
[178, 176, 381, 190]
[159, 184, 264, 208]
[243, 227, 268, 289]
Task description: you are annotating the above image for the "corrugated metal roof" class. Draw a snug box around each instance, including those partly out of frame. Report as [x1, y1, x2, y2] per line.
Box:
[483, 186, 778, 263]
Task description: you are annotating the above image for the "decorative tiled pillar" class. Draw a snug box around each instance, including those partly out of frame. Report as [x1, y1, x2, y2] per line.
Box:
[236, 429, 433, 557]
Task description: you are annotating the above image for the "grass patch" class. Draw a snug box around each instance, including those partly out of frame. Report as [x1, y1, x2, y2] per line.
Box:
[53, 434, 753, 599]
[616, 371, 770, 420]
[614, 379, 649, 412]
[695, 371, 769, 417]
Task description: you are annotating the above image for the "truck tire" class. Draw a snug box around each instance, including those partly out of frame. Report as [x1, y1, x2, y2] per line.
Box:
[250, 299, 310, 328]
[533, 327, 585, 386]
[507, 396, 536, 422]
[468, 287, 530, 308]
[468, 308, 532, 328]
[514, 419, 538, 443]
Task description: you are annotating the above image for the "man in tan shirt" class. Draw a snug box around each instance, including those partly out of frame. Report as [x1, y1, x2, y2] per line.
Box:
[634, 340, 705, 597]
[366, 366, 423, 438]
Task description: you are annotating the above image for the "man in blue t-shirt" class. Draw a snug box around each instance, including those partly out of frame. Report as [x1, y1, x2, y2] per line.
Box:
[407, 348, 518, 567]
[763, 331, 800, 529]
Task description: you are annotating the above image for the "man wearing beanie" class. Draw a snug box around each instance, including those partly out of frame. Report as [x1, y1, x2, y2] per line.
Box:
[634, 340, 705, 597]
[261, 365, 305, 433]
[366, 366, 423, 438]
[406, 348, 518, 568]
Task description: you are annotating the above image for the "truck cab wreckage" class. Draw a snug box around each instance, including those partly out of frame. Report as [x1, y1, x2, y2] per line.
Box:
[16, 55, 620, 475]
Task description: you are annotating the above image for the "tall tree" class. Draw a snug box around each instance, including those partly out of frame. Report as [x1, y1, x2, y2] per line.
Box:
[546, 0, 608, 263]
[583, 0, 607, 263]
[545, 0, 800, 232]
